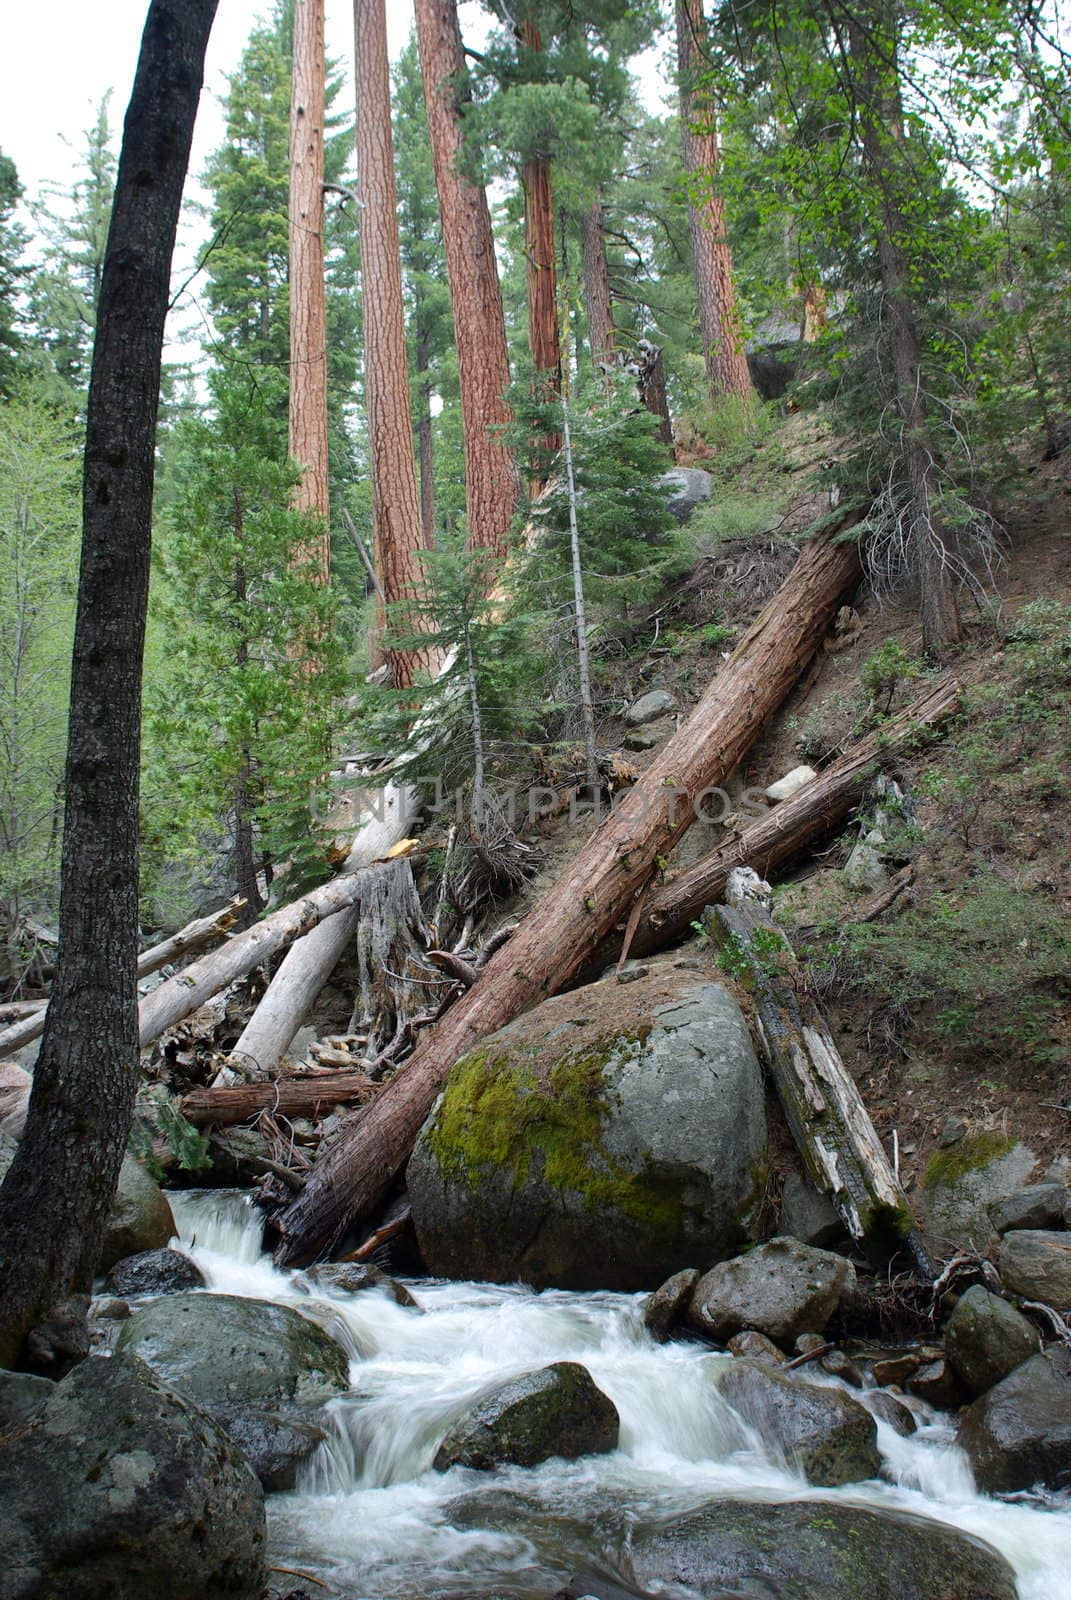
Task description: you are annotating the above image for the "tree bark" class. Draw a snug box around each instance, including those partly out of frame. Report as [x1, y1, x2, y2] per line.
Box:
[0, 0, 218, 1374]
[636, 340, 675, 450]
[848, 8, 961, 655]
[355, 0, 435, 688]
[595, 673, 959, 966]
[414, 0, 519, 559]
[289, 0, 331, 573]
[708, 884, 933, 1277]
[519, 19, 562, 408]
[580, 199, 615, 372]
[273, 524, 863, 1264]
[676, 0, 752, 401]
[182, 1070, 376, 1127]
[0, 899, 247, 1060]
[416, 327, 436, 544]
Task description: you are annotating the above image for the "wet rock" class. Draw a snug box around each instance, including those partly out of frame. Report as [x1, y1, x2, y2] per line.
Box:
[727, 1329, 785, 1365]
[907, 1356, 964, 1411]
[91, 1296, 132, 1320]
[998, 1229, 1071, 1307]
[658, 466, 713, 524]
[871, 1352, 921, 1387]
[794, 1331, 827, 1356]
[302, 1261, 420, 1308]
[918, 1136, 1036, 1255]
[0, 1353, 265, 1600]
[987, 1183, 1067, 1235]
[822, 1348, 863, 1387]
[716, 1359, 880, 1486]
[688, 1237, 855, 1345]
[630, 1498, 1016, 1600]
[104, 1247, 206, 1298]
[209, 1404, 326, 1492]
[116, 1292, 350, 1409]
[0, 1370, 54, 1431]
[433, 1362, 619, 1472]
[957, 1347, 1071, 1494]
[862, 1389, 918, 1436]
[780, 1170, 845, 1249]
[764, 765, 817, 803]
[99, 1155, 176, 1272]
[624, 689, 678, 727]
[945, 1285, 1038, 1397]
[642, 1268, 699, 1341]
[408, 970, 767, 1292]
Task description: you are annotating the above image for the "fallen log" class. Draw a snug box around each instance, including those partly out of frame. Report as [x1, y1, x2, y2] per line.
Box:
[0, 1001, 46, 1026]
[273, 521, 864, 1264]
[594, 673, 958, 966]
[137, 869, 402, 1050]
[0, 897, 247, 1059]
[711, 869, 933, 1277]
[181, 1069, 376, 1127]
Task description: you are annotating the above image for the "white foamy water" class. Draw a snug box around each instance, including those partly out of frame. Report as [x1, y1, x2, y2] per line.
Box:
[171, 1190, 1071, 1600]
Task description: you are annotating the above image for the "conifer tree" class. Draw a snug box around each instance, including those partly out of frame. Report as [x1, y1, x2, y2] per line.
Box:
[0, 152, 26, 396]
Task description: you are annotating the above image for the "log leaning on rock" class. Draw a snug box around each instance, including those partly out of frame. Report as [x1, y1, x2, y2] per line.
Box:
[181, 1070, 376, 1127]
[0, 898, 247, 1059]
[272, 522, 864, 1265]
[601, 673, 959, 966]
[709, 877, 934, 1277]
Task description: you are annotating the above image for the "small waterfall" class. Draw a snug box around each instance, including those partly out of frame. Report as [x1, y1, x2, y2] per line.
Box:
[165, 1194, 1071, 1600]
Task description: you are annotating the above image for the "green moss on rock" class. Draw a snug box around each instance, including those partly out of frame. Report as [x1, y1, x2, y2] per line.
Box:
[923, 1132, 1016, 1191]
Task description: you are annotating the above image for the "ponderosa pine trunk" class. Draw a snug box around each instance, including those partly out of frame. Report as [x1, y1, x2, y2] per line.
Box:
[519, 19, 562, 409]
[273, 524, 863, 1264]
[414, 0, 518, 558]
[289, 0, 331, 574]
[676, 0, 751, 401]
[355, 0, 435, 687]
[0, 0, 217, 1373]
[581, 199, 615, 372]
[848, 7, 961, 655]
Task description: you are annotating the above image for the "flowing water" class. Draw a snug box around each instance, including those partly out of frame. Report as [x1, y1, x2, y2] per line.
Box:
[171, 1190, 1071, 1600]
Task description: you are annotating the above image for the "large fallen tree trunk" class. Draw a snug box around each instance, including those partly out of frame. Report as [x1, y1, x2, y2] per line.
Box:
[181, 1069, 376, 1127]
[0, 898, 247, 1059]
[273, 523, 863, 1263]
[709, 871, 934, 1277]
[137, 868, 405, 1051]
[592, 673, 958, 968]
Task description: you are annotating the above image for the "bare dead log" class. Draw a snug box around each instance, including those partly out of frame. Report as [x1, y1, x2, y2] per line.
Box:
[591, 674, 958, 967]
[0, 898, 247, 1059]
[710, 871, 933, 1277]
[272, 522, 864, 1264]
[0, 1002, 46, 1025]
[181, 1070, 376, 1127]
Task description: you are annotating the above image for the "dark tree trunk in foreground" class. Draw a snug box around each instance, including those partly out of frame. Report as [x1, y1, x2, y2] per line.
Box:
[274, 525, 862, 1264]
[0, 0, 217, 1374]
[848, 7, 961, 655]
[676, 0, 751, 401]
[414, 0, 518, 559]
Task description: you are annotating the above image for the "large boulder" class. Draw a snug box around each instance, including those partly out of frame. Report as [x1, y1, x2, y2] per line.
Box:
[99, 1155, 176, 1272]
[658, 466, 713, 523]
[988, 1183, 1067, 1235]
[998, 1229, 1071, 1307]
[716, 1359, 880, 1486]
[919, 1136, 1037, 1255]
[780, 1170, 845, 1249]
[0, 1353, 265, 1600]
[688, 1236, 855, 1344]
[944, 1285, 1038, 1396]
[104, 1246, 206, 1298]
[629, 1499, 1017, 1600]
[116, 1292, 350, 1409]
[408, 968, 767, 1291]
[956, 1347, 1071, 1493]
[208, 1404, 325, 1492]
[433, 1362, 619, 1472]
[0, 1370, 54, 1431]
[624, 689, 678, 727]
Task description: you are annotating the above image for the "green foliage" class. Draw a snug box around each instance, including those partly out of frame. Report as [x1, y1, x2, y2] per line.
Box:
[157, 1101, 213, 1173]
[0, 151, 27, 397]
[861, 641, 923, 713]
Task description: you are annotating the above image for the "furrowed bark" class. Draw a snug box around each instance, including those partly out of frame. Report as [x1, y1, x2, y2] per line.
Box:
[0, 0, 218, 1373]
[594, 674, 959, 966]
[580, 199, 615, 371]
[709, 891, 933, 1277]
[273, 523, 863, 1264]
[182, 1070, 376, 1127]
[0, 898, 247, 1060]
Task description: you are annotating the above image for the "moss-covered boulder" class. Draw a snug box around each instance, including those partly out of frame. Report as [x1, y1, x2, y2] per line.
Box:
[715, 1359, 880, 1486]
[630, 1499, 1017, 1600]
[918, 1135, 1036, 1254]
[407, 966, 766, 1291]
[433, 1362, 619, 1471]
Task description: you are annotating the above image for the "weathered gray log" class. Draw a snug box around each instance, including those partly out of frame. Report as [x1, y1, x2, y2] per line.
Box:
[709, 874, 933, 1277]
[0, 898, 247, 1058]
[181, 1069, 376, 1127]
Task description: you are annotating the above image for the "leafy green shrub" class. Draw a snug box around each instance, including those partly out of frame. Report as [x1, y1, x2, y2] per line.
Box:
[861, 640, 923, 713]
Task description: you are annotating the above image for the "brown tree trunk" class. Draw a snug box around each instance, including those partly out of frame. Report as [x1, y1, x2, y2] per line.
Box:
[416, 327, 436, 544]
[676, 0, 751, 402]
[414, 0, 518, 558]
[289, 0, 331, 575]
[848, 9, 961, 656]
[355, 0, 435, 688]
[519, 18, 562, 411]
[581, 199, 615, 372]
[273, 524, 863, 1264]
[637, 340, 675, 450]
[182, 1070, 376, 1127]
[0, 0, 218, 1374]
